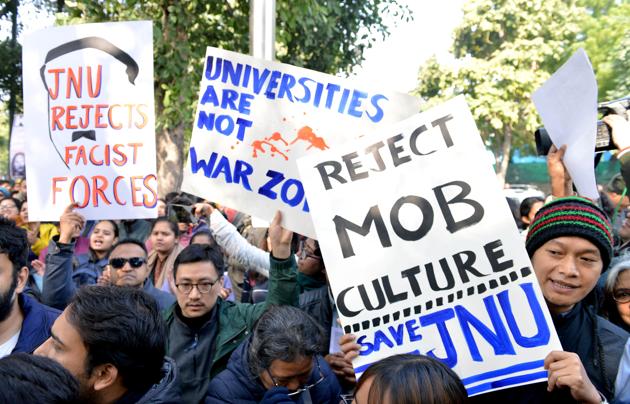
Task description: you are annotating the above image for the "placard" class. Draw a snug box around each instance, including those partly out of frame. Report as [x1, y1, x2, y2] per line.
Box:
[181, 47, 421, 237]
[22, 21, 157, 221]
[297, 96, 562, 395]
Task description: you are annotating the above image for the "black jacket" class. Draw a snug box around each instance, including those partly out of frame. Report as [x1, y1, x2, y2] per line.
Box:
[206, 338, 341, 403]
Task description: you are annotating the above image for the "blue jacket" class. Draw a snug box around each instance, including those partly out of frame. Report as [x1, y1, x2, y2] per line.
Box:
[206, 338, 341, 404]
[42, 238, 108, 310]
[12, 294, 60, 354]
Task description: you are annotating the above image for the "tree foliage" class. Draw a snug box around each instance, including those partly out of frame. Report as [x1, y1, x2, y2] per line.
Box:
[51, 0, 409, 194]
[415, 0, 627, 185]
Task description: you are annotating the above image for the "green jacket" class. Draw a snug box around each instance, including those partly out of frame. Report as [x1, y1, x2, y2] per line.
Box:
[164, 254, 298, 384]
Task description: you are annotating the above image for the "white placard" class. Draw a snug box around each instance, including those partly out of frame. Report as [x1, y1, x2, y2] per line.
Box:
[22, 21, 157, 221]
[181, 47, 421, 238]
[297, 96, 562, 396]
[10, 114, 26, 179]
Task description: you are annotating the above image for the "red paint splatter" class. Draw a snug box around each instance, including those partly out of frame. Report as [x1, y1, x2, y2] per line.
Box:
[290, 126, 329, 151]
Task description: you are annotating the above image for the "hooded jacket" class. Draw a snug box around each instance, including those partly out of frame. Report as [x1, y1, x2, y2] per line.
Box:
[135, 357, 181, 404]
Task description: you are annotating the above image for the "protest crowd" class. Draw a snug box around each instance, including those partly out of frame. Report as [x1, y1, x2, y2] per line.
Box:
[1, 17, 630, 404]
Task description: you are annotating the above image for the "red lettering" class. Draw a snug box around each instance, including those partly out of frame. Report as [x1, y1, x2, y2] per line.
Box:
[47, 68, 64, 99]
[89, 146, 103, 166]
[113, 176, 126, 205]
[79, 104, 93, 128]
[92, 175, 111, 207]
[95, 104, 108, 128]
[75, 146, 88, 166]
[66, 67, 82, 98]
[108, 104, 122, 129]
[70, 176, 90, 208]
[142, 174, 158, 208]
[52, 177, 67, 205]
[65, 105, 78, 129]
[130, 176, 144, 207]
[51, 106, 64, 130]
[112, 144, 127, 166]
[135, 104, 148, 129]
[128, 143, 143, 164]
[64, 146, 77, 166]
[87, 65, 102, 98]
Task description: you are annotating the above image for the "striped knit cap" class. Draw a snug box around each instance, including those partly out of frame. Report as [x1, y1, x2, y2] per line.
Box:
[525, 196, 613, 269]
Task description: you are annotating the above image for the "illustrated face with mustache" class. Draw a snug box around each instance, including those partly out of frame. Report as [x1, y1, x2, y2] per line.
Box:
[531, 236, 603, 315]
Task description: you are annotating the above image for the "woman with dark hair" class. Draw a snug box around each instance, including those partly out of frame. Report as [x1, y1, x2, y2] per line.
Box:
[147, 217, 182, 293]
[349, 354, 467, 404]
[42, 205, 119, 309]
[206, 305, 341, 403]
[604, 258, 630, 332]
[519, 196, 544, 233]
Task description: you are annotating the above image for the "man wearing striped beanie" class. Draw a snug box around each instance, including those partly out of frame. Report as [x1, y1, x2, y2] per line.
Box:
[524, 196, 628, 403]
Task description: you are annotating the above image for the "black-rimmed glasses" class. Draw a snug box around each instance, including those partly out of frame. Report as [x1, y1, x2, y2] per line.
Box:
[298, 239, 322, 261]
[175, 279, 220, 294]
[613, 288, 630, 303]
[267, 358, 325, 397]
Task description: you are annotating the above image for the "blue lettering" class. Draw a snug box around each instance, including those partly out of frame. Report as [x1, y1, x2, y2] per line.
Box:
[239, 93, 254, 114]
[357, 335, 374, 356]
[189, 147, 217, 177]
[296, 77, 314, 103]
[233, 160, 253, 191]
[204, 56, 221, 81]
[265, 71, 282, 99]
[367, 94, 388, 123]
[258, 169, 284, 200]
[420, 308, 458, 367]
[215, 115, 234, 136]
[497, 282, 550, 348]
[337, 88, 351, 113]
[347, 90, 368, 118]
[278, 74, 296, 102]
[325, 83, 341, 109]
[454, 296, 516, 362]
[197, 111, 216, 131]
[373, 330, 395, 352]
[211, 155, 233, 183]
[221, 60, 243, 86]
[253, 68, 271, 94]
[235, 117, 253, 141]
[405, 319, 423, 342]
[388, 323, 405, 346]
[200, 85, 220, 106]
[220, 89, 239, 111]
[280, 178, 304, 207]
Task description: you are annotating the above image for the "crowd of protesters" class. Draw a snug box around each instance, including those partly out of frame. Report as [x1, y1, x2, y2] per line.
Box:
[0, 116, 630, 404]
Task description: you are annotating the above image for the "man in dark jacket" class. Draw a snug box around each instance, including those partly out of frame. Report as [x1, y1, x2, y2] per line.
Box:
[35, 285, 180, 403]
[0, 216, 59, 358]
[206, 305, 341, 403]
[165, 211, 299, 403]
[107, 238, 176, 311]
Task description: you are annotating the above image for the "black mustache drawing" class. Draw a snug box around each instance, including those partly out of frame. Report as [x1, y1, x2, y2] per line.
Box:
[39, 36, 140, 168]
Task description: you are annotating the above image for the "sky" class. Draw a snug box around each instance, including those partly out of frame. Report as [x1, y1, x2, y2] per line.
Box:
[352, 0, 465, 94]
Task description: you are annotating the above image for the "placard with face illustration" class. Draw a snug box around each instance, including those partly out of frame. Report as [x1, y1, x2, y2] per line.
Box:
[22, 21, 157, 221]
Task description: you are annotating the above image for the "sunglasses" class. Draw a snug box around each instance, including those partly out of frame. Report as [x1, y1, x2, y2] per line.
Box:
[109, 257, 146, 269]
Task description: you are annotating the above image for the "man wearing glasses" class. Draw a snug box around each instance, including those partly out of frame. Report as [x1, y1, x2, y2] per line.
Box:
[165, 211, 299, 404]
[206, 305, 341, 403]
[107, 238, 175, 311]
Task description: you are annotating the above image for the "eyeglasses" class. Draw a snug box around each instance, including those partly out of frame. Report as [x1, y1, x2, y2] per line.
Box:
[613, 289, 630, 303]
[298, 239, 322, 261]
[175, 279, 220, 294]
[109, 257, 146, 269]
[0, 204, 17, 211]
[267, 358, 325, 397]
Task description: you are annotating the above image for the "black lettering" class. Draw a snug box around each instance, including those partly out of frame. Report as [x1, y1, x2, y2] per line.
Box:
[333, 205, 392, 258]
[358, 279, 386, 310]
[433, 180, 484, 233]
[337, 286, 363, 317]
[390, 195, 434, 241]
[484, 239, 514, 273]
[365, 141, 387, 172]
[382, 275, 407, 303]
[342, 152, 369, 181]
[314, 161, 346, 190]
[409, 124, 436, 155]
[432, 114, 455, 147]
[401, 266, 423, 296]
[387, 133, 412, 167]
[452, 250, 488, 283]
[425, 258, 456, 291]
